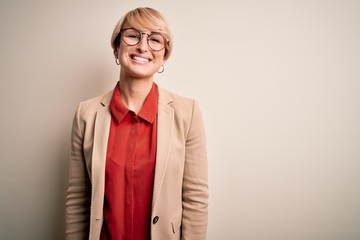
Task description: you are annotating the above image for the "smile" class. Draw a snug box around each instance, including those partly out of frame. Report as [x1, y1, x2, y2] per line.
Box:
[130, 55, 151, 63]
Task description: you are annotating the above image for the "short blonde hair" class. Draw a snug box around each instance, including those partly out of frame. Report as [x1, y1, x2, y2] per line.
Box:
[111, 7, 173, 61]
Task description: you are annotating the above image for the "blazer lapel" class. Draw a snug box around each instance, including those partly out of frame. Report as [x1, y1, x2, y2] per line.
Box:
[152, 87, 174, 208]
[88, 91, 113, 239]
[90, 91, 112, 217]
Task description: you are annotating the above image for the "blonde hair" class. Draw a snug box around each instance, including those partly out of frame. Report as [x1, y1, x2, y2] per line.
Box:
[111, 7, 173, 61]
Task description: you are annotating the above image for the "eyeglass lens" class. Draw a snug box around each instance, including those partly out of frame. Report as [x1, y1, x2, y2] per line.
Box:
[121, 28, 165, 51]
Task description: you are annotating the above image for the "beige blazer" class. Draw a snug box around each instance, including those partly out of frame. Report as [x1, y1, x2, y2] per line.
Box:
[65, 86, 208, 240]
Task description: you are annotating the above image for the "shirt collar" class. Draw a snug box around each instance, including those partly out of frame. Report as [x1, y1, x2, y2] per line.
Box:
[137, 83, 158, 123]
[109, 82, 158, 124]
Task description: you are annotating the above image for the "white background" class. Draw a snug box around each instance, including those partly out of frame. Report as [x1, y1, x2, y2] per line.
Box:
[1, 1, 359, 239]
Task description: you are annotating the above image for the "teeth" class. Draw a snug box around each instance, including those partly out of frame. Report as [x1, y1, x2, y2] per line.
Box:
[133, 56, 149, 63]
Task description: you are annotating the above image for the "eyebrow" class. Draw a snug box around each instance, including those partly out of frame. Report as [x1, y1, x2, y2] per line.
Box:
[127, 27, 162, 35]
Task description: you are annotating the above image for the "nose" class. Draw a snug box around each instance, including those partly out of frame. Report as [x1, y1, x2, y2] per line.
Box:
[136, 34, 149, 52]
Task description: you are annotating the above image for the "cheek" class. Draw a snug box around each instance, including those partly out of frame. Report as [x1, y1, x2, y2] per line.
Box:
[154, 52, 165, 64]
[117, 43, 129, 56]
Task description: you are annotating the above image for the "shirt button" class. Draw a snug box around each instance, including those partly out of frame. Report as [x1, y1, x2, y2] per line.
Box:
[153, 216, 159, 224]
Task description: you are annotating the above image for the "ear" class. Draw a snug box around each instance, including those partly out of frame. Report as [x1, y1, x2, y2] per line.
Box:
[161, 57, 167, 66]
[163, 50, 170, 63]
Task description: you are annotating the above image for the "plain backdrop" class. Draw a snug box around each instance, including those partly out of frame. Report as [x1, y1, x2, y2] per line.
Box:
[1, 1, 360, 239]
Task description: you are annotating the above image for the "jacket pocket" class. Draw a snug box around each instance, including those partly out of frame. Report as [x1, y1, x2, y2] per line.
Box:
[171, 210, 182, 234]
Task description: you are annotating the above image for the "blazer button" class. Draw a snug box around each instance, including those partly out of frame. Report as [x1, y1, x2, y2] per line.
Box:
[153, 216, 159, 224]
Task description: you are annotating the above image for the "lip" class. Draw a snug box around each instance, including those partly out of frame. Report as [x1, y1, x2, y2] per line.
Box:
[129, 54, 152, 64]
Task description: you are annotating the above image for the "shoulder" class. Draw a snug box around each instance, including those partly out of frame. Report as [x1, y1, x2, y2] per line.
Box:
[158, 86, 206, 143]
[80, 90, 113, 109]
[158, 86, 203, 121]
[75, 90, 113, 120]
[158, 86, 195, 107]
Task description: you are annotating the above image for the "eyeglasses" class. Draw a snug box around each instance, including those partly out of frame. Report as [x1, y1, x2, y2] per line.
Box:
[120, 28, 167, 51]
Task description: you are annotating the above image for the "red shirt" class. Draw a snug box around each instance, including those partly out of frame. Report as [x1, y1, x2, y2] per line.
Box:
[100, 82, 158, 240]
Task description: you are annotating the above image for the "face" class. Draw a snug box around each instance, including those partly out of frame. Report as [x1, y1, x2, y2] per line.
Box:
[115, 23, 166, 79]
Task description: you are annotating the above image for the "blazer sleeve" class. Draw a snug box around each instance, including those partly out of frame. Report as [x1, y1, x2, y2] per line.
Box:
[65, 103, 91, 240]
[182, 100, 209, 239]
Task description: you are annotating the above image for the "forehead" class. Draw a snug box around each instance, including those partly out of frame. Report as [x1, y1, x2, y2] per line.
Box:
[122, 23, 149, 32]
[122, 16, 162, 33]
[122, 26, 162, 36]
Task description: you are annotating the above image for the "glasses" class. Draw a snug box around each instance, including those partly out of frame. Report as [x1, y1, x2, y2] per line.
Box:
[120, 28, 167, 51]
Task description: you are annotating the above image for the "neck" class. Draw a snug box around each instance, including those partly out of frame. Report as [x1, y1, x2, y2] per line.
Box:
[118, 71, 154, 114]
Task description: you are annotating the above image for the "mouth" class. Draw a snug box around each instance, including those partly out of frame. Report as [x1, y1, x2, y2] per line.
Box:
[130, 54, 151, 63]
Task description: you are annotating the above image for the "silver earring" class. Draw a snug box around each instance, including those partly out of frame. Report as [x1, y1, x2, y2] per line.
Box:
[115, 58, 120, 65]
[157, 65, 164, 73]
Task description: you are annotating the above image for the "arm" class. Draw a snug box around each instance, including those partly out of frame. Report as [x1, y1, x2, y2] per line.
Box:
[182, 100, 209, 239]
[65, 103, 91, 240]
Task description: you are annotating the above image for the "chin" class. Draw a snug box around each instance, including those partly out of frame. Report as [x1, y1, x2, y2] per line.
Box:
[128, 70, 155, 79]
[131, 67, 157, 76]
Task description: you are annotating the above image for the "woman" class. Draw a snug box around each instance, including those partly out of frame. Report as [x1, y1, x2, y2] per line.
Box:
[65, 7, 208, 240]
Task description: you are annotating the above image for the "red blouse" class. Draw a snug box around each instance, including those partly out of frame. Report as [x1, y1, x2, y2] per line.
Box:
[100, 82, 158, 240]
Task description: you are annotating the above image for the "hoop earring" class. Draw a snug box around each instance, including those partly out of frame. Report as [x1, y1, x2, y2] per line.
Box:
[115, 58, 120, 65]
[157, 65, 164, 73]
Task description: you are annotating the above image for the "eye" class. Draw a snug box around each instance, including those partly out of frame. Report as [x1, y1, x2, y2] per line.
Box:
[126, 33, 140, 39]
[149, 35, 163, 44]
[123, 29, 141, 39]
